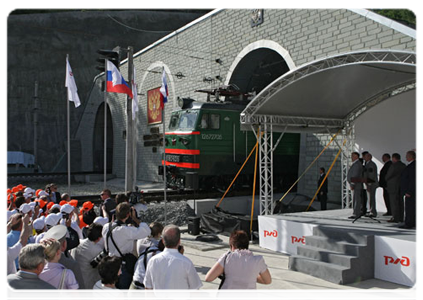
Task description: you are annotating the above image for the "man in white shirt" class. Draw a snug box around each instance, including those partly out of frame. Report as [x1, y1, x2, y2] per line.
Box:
[102, 202, 150, 289]
[143, 225, 202, 289]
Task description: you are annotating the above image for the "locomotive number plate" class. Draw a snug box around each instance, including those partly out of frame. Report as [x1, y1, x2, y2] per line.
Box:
[201, 134, 223, 140]
[166, 154, 180, 162]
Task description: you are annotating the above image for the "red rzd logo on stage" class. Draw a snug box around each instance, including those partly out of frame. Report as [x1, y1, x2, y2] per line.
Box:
[263, 230, 278, 237]
[384, 256, 410, 267]
[291, 236, 306, 244]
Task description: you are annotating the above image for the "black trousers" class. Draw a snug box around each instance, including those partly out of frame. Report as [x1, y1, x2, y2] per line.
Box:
[383, 188, 391, 215]
[361, 189, 368, 215]
[318, 193, 327, 210]
[116, 262, 134, 289]
[404, 195, 416, 228]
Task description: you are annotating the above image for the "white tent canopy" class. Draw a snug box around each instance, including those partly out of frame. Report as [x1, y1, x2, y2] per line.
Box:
[241, 50, 416, 133]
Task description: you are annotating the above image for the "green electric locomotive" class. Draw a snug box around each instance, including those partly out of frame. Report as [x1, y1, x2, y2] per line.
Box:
[160, 98, 300, 191]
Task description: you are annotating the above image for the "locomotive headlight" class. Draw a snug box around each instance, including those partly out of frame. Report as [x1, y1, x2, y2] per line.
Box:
[178, 97, 184, 108]
[179, 137, 190, 145]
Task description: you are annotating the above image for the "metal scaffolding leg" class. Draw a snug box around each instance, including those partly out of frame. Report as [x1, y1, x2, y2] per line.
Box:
[259, 123, 274, 215]
[341, 126, 354, 209]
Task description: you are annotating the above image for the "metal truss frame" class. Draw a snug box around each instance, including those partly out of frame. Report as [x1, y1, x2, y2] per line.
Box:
[258, 123, 274, 215]
[241, 50, 416, 216]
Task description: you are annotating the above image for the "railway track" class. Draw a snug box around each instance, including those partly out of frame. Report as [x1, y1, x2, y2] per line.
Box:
[71, 188, 252, 206]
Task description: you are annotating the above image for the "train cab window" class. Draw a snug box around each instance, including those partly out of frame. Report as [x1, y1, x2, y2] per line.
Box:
[200, 114, 209, 129]
[210, 114, 220, 129]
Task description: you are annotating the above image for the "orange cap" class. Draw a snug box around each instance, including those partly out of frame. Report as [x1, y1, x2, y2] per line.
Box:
[12, 187, 19, 193]
[46, 202, 55, 210]
[82, 201, 94, 211]
[36, 189, 43, 197]
[8, 194, 16, 202]
[35, 199, 47, 209]
[59, 200, 68, 206]
[68, 199, 79, 207]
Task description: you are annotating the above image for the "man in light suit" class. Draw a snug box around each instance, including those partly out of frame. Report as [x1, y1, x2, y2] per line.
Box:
[385, 153, 406, 223]
[7, 244, 56, 289]
[363, 153, 379, 217]
[347, 152, 363, 219]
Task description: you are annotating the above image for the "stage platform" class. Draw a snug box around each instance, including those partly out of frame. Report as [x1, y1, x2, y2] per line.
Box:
[258, 209, 416, 287]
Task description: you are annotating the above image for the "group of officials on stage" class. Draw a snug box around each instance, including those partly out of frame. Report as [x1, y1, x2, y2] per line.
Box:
[346, 150, 416, 229]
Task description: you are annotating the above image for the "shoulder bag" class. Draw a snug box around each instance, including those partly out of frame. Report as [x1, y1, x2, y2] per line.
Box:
[59, 269, 72, 300]
[216, 252, 230, 300]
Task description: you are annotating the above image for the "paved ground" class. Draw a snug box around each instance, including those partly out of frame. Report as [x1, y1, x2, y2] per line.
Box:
[179, 227, 409, 291]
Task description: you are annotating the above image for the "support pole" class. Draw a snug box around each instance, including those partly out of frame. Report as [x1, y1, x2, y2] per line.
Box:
[103, 60, 108, 189]
[125, 46, 134, 193]
[250, 128, 260, 240]
[163, 103, 167, 224]
[66, 54, 71, 195]
[33, 81, 39, 173]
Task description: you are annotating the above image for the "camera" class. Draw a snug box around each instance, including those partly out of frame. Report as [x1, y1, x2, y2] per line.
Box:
[90, 250, 108, 268]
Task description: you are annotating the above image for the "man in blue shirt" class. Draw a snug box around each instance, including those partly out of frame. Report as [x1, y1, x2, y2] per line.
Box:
[7, 213, 24, 270]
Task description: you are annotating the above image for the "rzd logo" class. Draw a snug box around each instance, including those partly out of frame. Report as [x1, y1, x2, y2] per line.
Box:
[384, 256, 410, 267]
[291, 236, 306, 244]
[263, 230, 278, 238]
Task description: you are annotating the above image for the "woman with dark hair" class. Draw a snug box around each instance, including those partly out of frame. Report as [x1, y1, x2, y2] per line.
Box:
[93, 256, 122, 289]
[205, 230, 271, 289]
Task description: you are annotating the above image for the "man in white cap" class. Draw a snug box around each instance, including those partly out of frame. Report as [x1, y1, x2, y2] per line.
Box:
[42, 225, 85, 289]
[60, 204, 81, 251]
[7, 213, 31, 275]
[30, 216, 46, 244]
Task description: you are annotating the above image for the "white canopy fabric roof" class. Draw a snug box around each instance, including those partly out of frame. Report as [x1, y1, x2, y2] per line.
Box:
[240, 50, 416, 133]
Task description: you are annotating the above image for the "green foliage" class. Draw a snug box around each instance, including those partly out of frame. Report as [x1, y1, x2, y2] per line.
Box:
[369, 8, 420, 26]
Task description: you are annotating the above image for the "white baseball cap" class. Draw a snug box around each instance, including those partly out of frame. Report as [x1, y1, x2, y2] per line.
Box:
[60, 204, 74, 214]
[45, 213, 62, 227]
[93, 216, 108, 226]
[19, 204, 32, 214]
[33, 216, 46, 231]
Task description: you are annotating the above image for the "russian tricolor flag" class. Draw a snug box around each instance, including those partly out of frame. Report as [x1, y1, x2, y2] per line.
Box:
[160, 68, 168, 109]
[106, 60, 133, 99]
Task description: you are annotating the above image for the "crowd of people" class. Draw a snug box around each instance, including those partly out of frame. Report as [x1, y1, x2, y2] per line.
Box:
[347, 150, 416, 229]
[6, 184, 272, 290]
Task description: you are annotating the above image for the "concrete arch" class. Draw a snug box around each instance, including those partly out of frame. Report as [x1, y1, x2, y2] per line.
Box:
[138, 61, 176, 110]
[225, 40, 296, 86]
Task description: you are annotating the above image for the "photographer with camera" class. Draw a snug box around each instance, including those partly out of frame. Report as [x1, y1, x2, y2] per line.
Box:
[102, 202, 150, 289]
[71, 223, 104, 289]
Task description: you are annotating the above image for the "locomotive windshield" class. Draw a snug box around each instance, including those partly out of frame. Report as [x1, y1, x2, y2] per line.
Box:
[169, 110, 199, 131]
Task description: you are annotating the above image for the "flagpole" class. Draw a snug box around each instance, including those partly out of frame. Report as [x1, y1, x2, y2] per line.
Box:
[104, 59, 108, 189]
[163, 101, 167, 225]
[66, 54, 71, 195]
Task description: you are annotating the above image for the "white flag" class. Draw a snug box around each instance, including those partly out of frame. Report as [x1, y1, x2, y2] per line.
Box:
[131, 66, 138, 120]
[65, 57, 81, 108]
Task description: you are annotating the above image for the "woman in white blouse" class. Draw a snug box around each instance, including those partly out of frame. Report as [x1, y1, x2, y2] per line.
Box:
[205, 230, 271, 289]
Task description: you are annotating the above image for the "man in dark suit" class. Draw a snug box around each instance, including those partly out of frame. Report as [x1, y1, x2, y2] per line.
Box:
[379, 153, 392, 216]
[7, 244, 56, 289]
[400, 150, 416, 229]
[360, 151, 369, 216]
[347, 152, 363, 219]
[317, 167, 328, 210]
[385, 153, 406, 223]
[100, 189, 116, 222]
